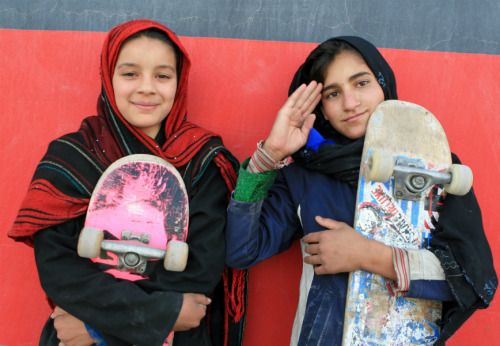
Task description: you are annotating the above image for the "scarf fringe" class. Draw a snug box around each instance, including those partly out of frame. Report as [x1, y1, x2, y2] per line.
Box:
[223, 267, 247, 323]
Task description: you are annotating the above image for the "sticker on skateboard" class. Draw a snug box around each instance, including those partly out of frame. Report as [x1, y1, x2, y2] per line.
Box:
[342, 100, 472, 345]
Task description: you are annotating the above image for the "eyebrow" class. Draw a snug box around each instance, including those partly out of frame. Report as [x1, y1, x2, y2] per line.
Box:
[322, 71, 372, 93]
[115, 62, 176, 71]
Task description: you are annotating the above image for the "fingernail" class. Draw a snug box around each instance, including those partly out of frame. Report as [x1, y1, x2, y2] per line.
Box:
[207, 298, 212, 304]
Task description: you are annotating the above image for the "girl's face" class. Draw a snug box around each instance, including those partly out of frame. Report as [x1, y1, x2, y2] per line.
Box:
[112, 36, 178, 139]
[320, 50, 384, 139]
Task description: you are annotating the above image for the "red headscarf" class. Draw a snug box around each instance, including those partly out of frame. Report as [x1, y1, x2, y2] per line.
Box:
[99, 19, 192, 159]
[9, 19, 237, 244]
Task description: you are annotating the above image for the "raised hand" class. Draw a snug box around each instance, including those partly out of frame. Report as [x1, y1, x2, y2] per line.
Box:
[303, 216, 396, 280]
[262, 81, 323, 162]
[173, 293, 211, 331]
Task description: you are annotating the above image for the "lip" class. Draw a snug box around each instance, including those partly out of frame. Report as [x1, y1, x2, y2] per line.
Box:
[132, 101, 159, 111]
[343, 112, 365, 123]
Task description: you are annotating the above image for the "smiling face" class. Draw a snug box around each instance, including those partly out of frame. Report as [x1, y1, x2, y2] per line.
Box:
[320, 50, 385, 140]
[112, 36, 178, 139]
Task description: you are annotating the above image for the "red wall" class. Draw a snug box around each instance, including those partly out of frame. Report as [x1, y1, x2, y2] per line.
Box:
[1, 29, 498, 345]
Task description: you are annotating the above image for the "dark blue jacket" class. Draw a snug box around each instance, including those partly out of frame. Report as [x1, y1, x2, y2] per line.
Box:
[226, 162, 452, 345]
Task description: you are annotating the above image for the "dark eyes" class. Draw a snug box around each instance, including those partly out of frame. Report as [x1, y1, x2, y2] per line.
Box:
[326, 91, 339, 99]
[119, 72, 173, 79]
[324, 80, 370, 99]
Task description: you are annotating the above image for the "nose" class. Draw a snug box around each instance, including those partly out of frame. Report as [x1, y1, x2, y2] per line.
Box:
[138, 75, 156, 94]
[342, 90, 360, 110]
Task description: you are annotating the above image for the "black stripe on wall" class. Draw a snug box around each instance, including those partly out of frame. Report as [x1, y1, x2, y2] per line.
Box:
[2, 0, 499, 55]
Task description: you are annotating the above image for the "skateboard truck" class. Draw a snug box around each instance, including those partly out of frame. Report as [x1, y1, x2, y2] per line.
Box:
[118, 231, 154, 273]
[78, 227, 189, 273]
[393, 158, 451, 202]
[364, 151, 473, 202]
[102, 231, 166, 274]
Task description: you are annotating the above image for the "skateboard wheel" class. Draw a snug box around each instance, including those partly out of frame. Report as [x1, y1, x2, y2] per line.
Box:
[445, 164, 473, 196]
[164, 241, 188, 272]
[363, 150, 394, 182]
[77, 227, 104, 258]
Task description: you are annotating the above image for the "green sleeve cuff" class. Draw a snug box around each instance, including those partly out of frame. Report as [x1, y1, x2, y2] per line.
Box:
[233, 158, 278, 202]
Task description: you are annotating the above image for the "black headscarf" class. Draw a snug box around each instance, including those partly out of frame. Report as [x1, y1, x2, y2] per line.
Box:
[289, 36, 497, 344]
[291, 36, 397, 186]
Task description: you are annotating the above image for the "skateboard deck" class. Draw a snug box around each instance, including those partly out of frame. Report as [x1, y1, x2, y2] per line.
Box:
[77, 154, 190, 345]
[342, 100, 472, 345]
[78, 154, 189, 345]
[78, 154, 189, 279]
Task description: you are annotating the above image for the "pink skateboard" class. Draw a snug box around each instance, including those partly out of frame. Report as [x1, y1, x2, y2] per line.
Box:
[77, 154, 189, 280]
[77, 154, 189, 344]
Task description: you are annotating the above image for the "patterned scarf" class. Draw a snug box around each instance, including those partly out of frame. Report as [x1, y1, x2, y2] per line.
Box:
[9, 19, 246, 345]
